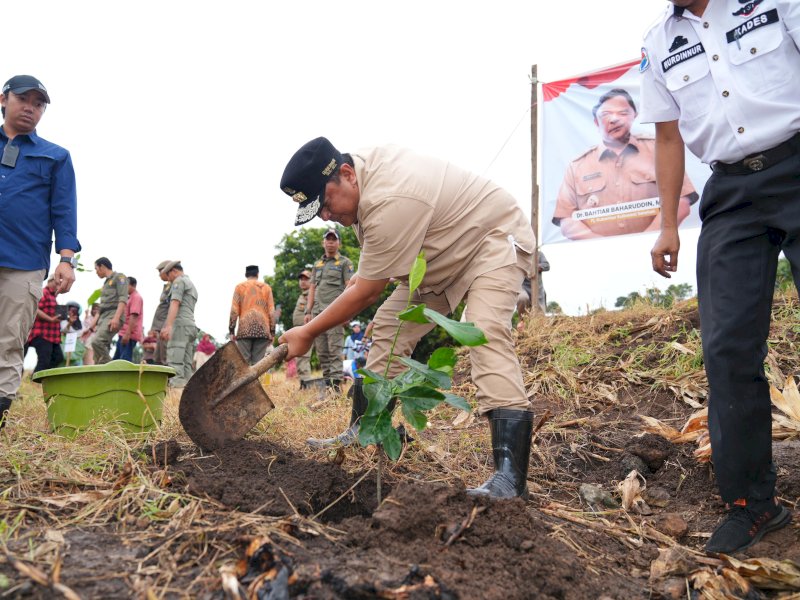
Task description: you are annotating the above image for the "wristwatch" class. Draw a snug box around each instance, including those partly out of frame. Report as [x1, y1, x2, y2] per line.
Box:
[60, 256, 78, 268]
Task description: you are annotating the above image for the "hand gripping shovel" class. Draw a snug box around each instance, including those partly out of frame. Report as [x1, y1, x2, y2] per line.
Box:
[179, 342, 288, 451]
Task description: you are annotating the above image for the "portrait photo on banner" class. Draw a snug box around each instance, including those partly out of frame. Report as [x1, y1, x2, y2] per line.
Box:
[540, 59, 708, 245]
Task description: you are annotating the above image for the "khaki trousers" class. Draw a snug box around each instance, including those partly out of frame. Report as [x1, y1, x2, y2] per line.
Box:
[296, 347, 312, 382]
[92, 311, 124, 365]
[314, 324, 344, 382]
[167, 324, 197, 387]
[366, 264, 530, 416]
[0, 268, 44, 399]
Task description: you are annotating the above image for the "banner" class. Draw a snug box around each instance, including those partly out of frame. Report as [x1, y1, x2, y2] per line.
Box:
[540, 60, 708, 245]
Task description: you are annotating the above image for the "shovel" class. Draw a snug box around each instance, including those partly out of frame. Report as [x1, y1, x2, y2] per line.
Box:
[179, 342, 288, 451]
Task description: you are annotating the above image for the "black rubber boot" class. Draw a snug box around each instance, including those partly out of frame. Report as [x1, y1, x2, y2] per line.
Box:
[307, 379, 368, 448]
[467, 409, 534, 499]
[0, 397, 12, 429]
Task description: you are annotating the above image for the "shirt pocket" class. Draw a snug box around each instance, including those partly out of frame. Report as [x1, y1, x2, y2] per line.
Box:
[574, 175, 608, 209]
[628, 169, 659, 200]
[664, 56, 712, 120]
[25, 154, 54, 185]
[728, 24, 790, 94]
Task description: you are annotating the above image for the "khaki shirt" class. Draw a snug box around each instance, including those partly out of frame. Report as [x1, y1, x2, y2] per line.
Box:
[99, 271, 129, 314]
[151, 282, 171, 330]
[352, 145, 535, 310]
[170, 274, 198, 326]
[553, 135, 696, 237]
[311, 253, 354, 313]
[293, 289, 309, 327]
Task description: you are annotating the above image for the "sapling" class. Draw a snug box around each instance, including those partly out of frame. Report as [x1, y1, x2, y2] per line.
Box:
[355, 252, 487, 499]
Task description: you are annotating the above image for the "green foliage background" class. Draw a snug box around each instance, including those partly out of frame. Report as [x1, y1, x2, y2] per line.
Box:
[264, 226, 461, 363]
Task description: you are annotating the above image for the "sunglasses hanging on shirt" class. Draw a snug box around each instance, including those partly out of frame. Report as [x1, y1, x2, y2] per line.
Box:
[1, 144, 18, 168]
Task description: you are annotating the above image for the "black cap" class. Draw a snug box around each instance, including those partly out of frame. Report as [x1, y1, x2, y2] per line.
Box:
[2, 75, 50, 103]
[245, 265, 259, 277]
[280, 137, 343, 226]
[324, 228, 339, 240]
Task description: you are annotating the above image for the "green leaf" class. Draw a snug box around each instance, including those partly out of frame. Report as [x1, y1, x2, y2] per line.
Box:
[86, 288, 103, 306]
[357, 368, 389, 385]
[428, 347, 457, 375]
[396, 385, 444, 410]
[398, 304, 429, 324]
[393, 369, 427, 388]
[398, 357, 451, 390]
[401, 404, 428, 431]
[422, 308, 488, 346]
[442, 392, 472, 412]
[381, 428, 403, 460]
[358, 411, 394, 446]
[363, 380, 394, 415]
[408, 252, 426, 295]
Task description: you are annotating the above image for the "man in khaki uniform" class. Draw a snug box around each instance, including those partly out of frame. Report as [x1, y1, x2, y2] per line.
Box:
[553, 88, 698, 240]
[279, 137, 536, 499]
[306, 229, 354, 390]
[159, 261, 198, 387]
[91, 257, 128, 365]
[150, 260, 172, 365]
[292, 269, 313, 388]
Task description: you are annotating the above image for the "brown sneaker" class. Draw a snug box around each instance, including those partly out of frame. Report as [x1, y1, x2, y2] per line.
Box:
[705, 498, 792, 555]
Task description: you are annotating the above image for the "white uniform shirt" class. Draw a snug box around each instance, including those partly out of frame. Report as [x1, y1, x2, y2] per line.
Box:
[640, 0, 800, 164]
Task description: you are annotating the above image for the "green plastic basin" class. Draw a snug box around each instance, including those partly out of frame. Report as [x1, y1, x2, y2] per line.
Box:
[31, 360, 176, 436]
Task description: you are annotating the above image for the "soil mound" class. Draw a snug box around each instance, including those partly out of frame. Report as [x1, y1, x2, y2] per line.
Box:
[173, 439, 383, 522]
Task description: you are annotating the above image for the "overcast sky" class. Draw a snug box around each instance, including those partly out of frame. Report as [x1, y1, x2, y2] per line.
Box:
[8, 0, 693, 347]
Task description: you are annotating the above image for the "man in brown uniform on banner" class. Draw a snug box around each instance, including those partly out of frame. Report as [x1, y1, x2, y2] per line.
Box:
[279, 137, 536, 499]
[305, 229, 354, 390]
[292, 269, 314, 388]
[553, 88, 698, 240]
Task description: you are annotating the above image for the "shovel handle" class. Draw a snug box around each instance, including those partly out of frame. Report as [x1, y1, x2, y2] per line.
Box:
[211, 343, 289, 408]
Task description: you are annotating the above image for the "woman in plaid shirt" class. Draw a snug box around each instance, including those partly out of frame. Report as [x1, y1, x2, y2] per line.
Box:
[25, 276, 63, 373]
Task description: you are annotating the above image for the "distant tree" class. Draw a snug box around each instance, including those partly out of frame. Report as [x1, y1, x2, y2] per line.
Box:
[546, 301, 563, 315]
[615, 283, 693, 309]
[264, 226, 391, 335]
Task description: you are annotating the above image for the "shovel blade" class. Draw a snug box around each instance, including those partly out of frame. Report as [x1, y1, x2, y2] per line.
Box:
[179, 341, 275, 451]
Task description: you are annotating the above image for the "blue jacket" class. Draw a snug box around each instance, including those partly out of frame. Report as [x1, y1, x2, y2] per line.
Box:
[0, 126, 80, 272]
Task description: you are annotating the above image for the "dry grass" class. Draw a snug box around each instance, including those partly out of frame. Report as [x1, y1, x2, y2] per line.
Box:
[3, 293, 800, 597]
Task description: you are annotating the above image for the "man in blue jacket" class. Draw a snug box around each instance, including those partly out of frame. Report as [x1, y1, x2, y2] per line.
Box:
[0, 75, 79, 428]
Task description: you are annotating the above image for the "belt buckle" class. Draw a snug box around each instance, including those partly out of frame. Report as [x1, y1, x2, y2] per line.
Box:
[744, 154, 766, 172]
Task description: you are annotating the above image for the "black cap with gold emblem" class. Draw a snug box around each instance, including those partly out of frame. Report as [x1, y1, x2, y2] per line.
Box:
[280, 137, 343, 226]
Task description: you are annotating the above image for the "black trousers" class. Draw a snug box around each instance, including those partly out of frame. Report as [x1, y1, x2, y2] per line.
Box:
[26, 337, 64, 374]
[697, 145, 800, 504]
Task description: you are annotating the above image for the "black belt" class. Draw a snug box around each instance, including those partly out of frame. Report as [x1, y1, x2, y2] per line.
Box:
[711, 132, 800, 176]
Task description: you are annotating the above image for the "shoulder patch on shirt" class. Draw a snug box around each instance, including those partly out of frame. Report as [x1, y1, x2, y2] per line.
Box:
[727, 9, 778, 41]
[639, 47, 651, 73]
[732, 0, 764, 18]
[661, 42, 705, 72]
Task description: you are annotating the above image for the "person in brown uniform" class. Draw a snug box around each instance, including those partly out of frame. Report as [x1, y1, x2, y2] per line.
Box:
[292, 269, 314, 388]
[553, 88, 698, 240]
[229, 265, 275, 365]
[305, 229, 354, 390]
[91, 257, 128, 365]
[279, 137, 536, 499]
[150, 260, 172, 365]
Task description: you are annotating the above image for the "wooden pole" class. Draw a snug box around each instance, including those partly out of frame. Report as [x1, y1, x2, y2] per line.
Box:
[530, 64, 541, 312]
